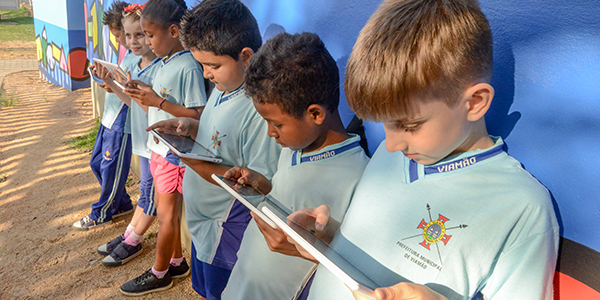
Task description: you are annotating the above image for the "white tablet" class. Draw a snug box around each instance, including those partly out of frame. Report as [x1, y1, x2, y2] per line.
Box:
[261, 205, 378, 298]
[150, 129, 222, 163]
[211, 174, 292, 229]
[92, 58, 128, 78]
[88, 67, 104, 84]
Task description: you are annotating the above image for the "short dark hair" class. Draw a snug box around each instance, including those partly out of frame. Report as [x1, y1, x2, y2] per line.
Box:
[345, 0, 493, 121]
[102, 1, 130, 29]
[245, 32, 340, 119]
[180, 0, 262, 60]
[141, 0, 187, 29]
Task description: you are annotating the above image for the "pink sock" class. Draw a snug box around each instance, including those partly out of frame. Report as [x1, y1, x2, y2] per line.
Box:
[170, 257, 184, 267]
[124, 231, 142, 246]
[124, 224, 135, 239]
[152, 266, 169, 279]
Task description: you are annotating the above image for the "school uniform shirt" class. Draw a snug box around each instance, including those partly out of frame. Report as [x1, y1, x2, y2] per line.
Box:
[129, 57, 162, 158]
[307, 137, 559, 300]
[147, 50, 206, 158]
[100, 50, 139, 133]
[182, 86, 281, 270]
[222, 135, 369, 300]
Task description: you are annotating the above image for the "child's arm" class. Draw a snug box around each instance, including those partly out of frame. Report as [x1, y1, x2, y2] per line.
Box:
[179, 158, 232, 186]
[123, 80, 203, 120]
[223, 166, 272, 195]
[251, 211, 313, 261]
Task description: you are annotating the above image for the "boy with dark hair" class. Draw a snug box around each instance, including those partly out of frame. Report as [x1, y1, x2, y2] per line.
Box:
[264, 0, 559, 299]
[149, 0, 280, 299]
[74, 0, 136, 230]
[221, 32, 369, 300]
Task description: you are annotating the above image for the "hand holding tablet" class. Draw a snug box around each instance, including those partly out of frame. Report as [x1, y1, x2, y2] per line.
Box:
[150, 129, 222, 162]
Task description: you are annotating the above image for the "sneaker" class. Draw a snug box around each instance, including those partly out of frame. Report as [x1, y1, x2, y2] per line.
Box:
[112, 208, 134, 219]
[72, 215, 111, 231]
[97, 234, 124, 255]
[102, 242, 142, 267]
[120, 268, 173, 296]
[169, 258, 190, 279]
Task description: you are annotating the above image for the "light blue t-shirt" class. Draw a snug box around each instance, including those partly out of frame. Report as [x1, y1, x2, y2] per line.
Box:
[101, 50, 139, 133]
[147, 50, 206, 157]
[307, 137, 559, 300]
[129, 57, 162, 158]
[222, 135, 369, 300]
[182, 86, 281, 268]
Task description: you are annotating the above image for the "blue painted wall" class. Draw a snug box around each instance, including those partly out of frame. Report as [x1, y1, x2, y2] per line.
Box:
[240, 0, 600, 257]
[33, 0, 89, 90]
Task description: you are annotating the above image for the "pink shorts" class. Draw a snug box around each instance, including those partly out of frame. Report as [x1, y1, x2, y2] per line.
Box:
[150, 152, 185, 194]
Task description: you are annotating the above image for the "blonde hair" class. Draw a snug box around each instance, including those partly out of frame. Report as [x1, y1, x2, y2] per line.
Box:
[122, 3, 144, 23]
[345, 0, 493, 121]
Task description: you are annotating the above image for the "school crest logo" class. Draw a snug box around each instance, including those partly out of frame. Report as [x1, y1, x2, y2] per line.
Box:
[103, 149, 113, 161]
[159, 87, 170, 99]
[211, 130, 227, 149]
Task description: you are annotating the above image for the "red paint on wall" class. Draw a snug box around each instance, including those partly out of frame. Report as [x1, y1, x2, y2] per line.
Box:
[554, 272, 600, 300]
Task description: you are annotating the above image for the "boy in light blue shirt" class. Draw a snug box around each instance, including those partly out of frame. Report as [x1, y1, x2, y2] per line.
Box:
[221, 32, 370, 300]
[148, 0, 280, 298]
[263, 0, 559, 299]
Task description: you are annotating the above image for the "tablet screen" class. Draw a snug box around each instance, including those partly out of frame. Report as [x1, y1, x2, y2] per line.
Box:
[151, 130, 222, 162]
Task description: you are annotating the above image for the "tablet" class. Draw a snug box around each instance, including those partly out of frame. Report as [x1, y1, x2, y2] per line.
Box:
[261, 205, 378, 298]
[150, 129, 222, 163]
[211, 174, 292, 229]
[92, 58, 128, 80]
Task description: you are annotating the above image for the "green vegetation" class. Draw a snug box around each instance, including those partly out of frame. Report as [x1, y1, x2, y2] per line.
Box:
[67, 118, 100, 152]
[0, 7, 34, 41]
[0, 89, 19, 107]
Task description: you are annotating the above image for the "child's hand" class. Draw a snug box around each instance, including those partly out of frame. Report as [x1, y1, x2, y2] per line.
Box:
[286, 205, 339, 260]
[96, 82, 113, 93]
[369, 283, 448, 300]
[146, 117, 199, 143]
[89, 65, 113, 93]
[224, 167, 272, 194]
[123, 80, 162, 107]
[251, 211, 308, 259]
[94, 63, 114, 83]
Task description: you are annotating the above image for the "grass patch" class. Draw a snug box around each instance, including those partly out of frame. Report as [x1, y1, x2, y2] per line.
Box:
[0, 8, 34, 41]
[0, 89, 19, 107]
[67, 118, 100, 152]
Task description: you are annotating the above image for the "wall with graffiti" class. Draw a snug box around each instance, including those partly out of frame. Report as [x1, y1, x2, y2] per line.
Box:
[32, 0, 89, 91]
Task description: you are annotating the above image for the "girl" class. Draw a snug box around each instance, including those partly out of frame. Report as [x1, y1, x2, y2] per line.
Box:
[94, 2, 162, 269]
[120, 0, 207, 296]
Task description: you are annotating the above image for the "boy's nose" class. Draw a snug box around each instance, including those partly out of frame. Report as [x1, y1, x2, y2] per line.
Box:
[267, 124, 278, 138]
[384, 132, 408, 153]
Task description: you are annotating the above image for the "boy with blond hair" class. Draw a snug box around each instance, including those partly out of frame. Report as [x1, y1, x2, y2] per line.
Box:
[265, 0, 559, 299]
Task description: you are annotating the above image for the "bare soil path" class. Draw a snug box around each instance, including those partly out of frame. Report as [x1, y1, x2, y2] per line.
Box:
[0, 71, 196, 299]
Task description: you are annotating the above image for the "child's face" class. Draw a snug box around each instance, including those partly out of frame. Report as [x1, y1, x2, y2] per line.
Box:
[123, 19, 150, 57]
[191, 49, 248, 94]
[382, 100, 473, 166]
[253, 101, 320, 152]
[109, 27, 128, 50]
[140, 18, 176, 58]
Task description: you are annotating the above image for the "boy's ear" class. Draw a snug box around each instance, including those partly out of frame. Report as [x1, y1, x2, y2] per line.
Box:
[169, 24, 180, 39]
[239, 47, 254, 66]
[306, 104, 326, 125]
[464, 83, 494, 122]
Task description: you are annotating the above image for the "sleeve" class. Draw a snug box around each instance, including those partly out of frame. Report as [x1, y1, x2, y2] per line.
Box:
[480, 226, 559, 300]
[240, 116, 281, 181]
[180, 67, 207, 108]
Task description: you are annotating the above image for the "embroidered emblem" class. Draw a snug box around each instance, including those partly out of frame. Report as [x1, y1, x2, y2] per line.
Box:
[105, 149, 111, 157]
[211, 130, 227, 149]
[159, 87, 170, 99]
[401, 204, 468, 265]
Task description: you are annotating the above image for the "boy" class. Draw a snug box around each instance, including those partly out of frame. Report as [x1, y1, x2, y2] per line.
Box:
[266, 0, 559, 299]
[74, 0, 136, 230]
[149, 0, 280, 298]
[221, 32, 370, 300]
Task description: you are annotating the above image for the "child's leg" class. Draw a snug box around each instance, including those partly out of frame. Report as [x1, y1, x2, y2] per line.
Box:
[128, 156, 157, 236]
[154, 190, 183, 272]
[89, 129, 133, 223]
[89, 125, 105, 183]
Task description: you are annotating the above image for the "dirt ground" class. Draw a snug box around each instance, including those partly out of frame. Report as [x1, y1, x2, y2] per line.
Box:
[0, 41, 36, 60]
[0, 71, 197, 299]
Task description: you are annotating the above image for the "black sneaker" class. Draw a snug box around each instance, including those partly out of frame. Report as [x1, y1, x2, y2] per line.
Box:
[120, 269, 173, 296]
[169, 258, 190, 279]
[102, 242, 142, 267]
[97, 234, 124, 255]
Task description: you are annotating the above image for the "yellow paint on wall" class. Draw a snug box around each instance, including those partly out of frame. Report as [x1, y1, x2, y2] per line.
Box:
[35, 36, 42, 61]
[52, 44, 61, 62]
[91, 2, 98, 48]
